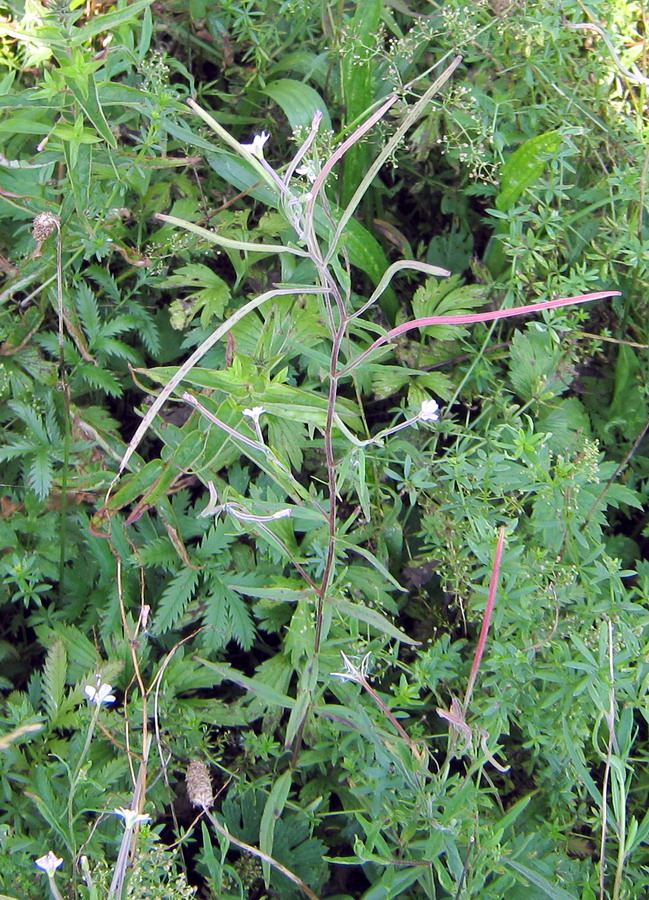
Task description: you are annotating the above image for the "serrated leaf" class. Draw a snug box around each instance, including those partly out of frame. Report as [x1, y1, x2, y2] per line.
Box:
[411, 276, 488, 341]
[42, 640, 67, 723]
[153, 567, 200, 634]
[48, 626, 98, 681]
[28, 449, 53, 499]
[228, 590, 256, 650]
[509, 328, 566, 401]
[76, 362, 122, 396]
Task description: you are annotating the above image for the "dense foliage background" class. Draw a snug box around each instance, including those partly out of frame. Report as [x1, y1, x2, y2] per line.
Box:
[0, 0, 648, 898]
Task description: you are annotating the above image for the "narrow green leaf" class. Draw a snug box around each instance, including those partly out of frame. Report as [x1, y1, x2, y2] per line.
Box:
[195, 659, 295, 709]
[74, 0, 155, 43]
[502, 858, 578, 900]
[339, 539, 405, 591]
[332, 598, 418, 645]
[203, 150, 397, 310]
[63, 74, 117, 148]
[260, 770, 292, 885]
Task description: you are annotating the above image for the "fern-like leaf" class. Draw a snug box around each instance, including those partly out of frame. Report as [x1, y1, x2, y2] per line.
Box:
[76, 363, 122, 397]
[74, 281, 101, 343]
[153, 567, 200, 634]
[228, 590, 255, 650]
[27, 448, 54, 499]
[42, 640, 67, 723]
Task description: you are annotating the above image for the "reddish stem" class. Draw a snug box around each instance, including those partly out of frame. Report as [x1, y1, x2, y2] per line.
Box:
[337, 290, 621, 378]
[463, 526, 506, 714]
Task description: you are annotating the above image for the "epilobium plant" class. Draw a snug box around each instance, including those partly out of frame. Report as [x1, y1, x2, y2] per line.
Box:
[101, 49, 625, 899]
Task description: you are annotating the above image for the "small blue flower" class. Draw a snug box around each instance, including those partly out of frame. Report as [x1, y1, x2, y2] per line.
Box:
[84, 683, 116, 705]
[35, 851, 63, 875]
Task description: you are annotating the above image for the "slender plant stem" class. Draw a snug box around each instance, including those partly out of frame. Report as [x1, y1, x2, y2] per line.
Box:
[463, 527, 506, 714]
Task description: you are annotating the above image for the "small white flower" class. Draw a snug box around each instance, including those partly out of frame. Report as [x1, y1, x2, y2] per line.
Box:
[331, 651, 372, 684]
[418, 399, 440, 422]
[242, 406, 265, 424]
[84, 683, 116, 705]
[295, 161, 318, 184]
[114, 807, 151, 829]
[241, 132, 270, 159]
[35, 851, 63, 875]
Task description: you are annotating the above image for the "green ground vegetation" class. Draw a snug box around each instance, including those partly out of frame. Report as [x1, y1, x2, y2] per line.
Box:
[0, 1, 648, 898]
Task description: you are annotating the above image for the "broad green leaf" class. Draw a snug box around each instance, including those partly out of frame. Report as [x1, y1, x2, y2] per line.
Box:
[74, 0, 155, 43]
[269, 50, 329, 87]
[264, 79, 331, 131]
[340, 0, 383, 208]
[495, 130, 562, 212]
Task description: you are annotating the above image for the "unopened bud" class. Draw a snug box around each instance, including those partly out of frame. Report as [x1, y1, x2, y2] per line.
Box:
[32, 213, 59, 243]
[186, 759, 213, 809]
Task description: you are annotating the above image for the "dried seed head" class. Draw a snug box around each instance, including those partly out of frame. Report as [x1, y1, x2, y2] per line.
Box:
[186, 759, 213, 809]
[32, 213, 59, 243]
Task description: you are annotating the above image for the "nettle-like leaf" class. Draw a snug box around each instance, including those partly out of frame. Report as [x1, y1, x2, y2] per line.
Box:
[508, 326, 570, 402]
[410, 275, 488, 342]
[370, 364, 455, 402]
[162, 263, 231, 330]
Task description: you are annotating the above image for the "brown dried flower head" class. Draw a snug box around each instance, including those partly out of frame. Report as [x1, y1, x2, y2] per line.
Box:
[186, 759, 213, 809]
[32, 213, 59, 243]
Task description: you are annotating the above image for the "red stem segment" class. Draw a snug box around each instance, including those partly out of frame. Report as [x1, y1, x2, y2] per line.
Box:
[463, 526, 506, 714]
